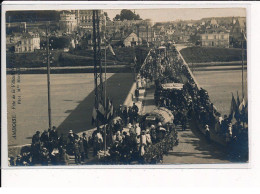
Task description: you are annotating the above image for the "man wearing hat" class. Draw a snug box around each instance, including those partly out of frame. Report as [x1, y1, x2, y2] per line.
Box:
[15, 155, 23, 166]
[40, 130, 50, 149]
[205, 125, 211, 143]
[32, 131, 41, 164]
[150, 125, 157, 143]
[68, 130, 78, 154]
[40, 147, 49, 166]
[122, 106, 128, 126]
[79, 137, 85, 163]
[157, 122, 166, 142]
[32, 131, 41, 145]
[49, 126, 58, 142]
[74, 137, 81, 164]
[68, 130, 77, 144]
[82, 133, 89, 159]
[132, 102, 139, 123]
[226, 123, 233, 144]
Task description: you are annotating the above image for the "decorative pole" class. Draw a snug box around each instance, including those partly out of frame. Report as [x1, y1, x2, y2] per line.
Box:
[46, 23, 52, 129]
[104, 15, 107, 155]
[241, 30, 244, 99]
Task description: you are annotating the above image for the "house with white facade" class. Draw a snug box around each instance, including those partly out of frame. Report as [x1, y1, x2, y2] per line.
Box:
[201, 31, 229, 48]
[14, 33, 40, 53]
[123, 32, 142, 47]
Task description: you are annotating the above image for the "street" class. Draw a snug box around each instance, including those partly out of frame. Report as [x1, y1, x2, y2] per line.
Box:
[142, 85, 230, 164]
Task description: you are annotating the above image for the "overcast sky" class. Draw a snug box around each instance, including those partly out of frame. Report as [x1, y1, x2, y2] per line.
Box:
[105, 8, 246, 22]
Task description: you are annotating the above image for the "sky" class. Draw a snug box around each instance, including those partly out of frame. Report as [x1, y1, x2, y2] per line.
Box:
[105, 8, 246, 23]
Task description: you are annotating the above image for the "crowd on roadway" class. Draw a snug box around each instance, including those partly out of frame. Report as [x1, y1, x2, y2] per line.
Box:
[140, 45, 248, 153]
[91, 90, 176, 163]
[9, 127, 90, 166]
[9, 44, 248, 165]
[9, 96, 175, 165]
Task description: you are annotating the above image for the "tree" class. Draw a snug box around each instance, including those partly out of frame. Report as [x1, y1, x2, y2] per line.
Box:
[188, 34, 201, 45]
[114, 14, 121, 21]
[135, 14, 141, 20]
[49, 36, 70, 49]
[113, 9, 142, 21]
[104, 12, 110, 21]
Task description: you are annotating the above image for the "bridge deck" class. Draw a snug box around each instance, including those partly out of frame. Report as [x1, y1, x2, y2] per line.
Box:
[141, 83, 231, 164]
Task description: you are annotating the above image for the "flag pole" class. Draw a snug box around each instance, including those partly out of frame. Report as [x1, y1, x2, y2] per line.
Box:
[46, 22, 52, 130]
[104, 16, 107, 155]
[241, 30, 244, 99]
[241, 30, 245, 128]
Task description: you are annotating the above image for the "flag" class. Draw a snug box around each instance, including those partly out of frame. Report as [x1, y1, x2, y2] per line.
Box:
[239, 98, 246, 112]
[109, 100, 114, 118]
[236, 91, 240, 109]
[234, 91, 241, 121]
[98, 102, 105, 116]
[96, 102, 105, 124]
[229, 93, 237, 118]
[106, 98, 114, 120]
[243, 101, 248, 123]
[108, 44, 116, 56]
[91, 107, 97, 125]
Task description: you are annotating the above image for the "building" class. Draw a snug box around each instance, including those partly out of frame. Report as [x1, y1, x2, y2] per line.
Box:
[14, 33, 40, 53]
[75, 10, 105, 30]
[201, 32, 229, 48]
[231, 18, 246, 41]
[59, 11, 77, 34]
[123, 32, 142, 47]
[210, 18, 218, 28]
[106, 19, 153, 36]
[138, 26, 155, 43]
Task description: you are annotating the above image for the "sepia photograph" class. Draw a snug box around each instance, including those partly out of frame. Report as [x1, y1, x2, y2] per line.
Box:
[4, 7, 248, 166]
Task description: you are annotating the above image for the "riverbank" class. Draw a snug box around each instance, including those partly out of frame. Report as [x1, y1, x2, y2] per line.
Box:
[188, 61, 247, 67]
[6, 65, 133, 74]
[180, 46, 247, 63]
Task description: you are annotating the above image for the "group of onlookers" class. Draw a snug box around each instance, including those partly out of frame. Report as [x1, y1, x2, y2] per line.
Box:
[9, 127, 90, 166]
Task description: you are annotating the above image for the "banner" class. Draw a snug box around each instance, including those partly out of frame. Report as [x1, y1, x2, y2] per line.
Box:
[91, 107, 97, 125]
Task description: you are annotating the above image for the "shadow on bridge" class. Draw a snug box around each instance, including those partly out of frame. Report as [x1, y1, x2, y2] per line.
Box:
[174, 120, 231, 162]
[56, 73, 134, 136]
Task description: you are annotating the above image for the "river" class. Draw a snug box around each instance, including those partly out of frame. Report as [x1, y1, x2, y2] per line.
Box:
[193, 68, 248, 116]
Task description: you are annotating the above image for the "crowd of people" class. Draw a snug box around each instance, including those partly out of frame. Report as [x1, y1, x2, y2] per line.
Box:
[92, 95, 177, 164]
[9, 127, 90, 166]
[140, 44, 248, 159]
[9, 44, 248, 165]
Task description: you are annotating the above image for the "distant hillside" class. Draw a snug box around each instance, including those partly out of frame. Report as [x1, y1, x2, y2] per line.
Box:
[180, 46, 247, 63]
[6, 11, 60, 23]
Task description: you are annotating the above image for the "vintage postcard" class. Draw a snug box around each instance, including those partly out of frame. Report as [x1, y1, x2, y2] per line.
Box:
[2, 3, 248, 167]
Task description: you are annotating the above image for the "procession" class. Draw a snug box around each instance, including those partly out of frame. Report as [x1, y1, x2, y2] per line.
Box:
[8, 42, 248, 166]
[5, 8, 249, 167]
